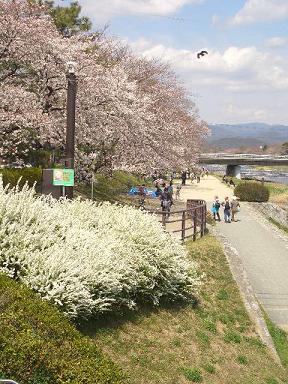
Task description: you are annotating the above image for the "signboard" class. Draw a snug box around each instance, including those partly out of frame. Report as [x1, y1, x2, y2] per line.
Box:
[53, 169, 74, 186]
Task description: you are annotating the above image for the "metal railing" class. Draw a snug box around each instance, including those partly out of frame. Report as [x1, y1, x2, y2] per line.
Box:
[201, 153, 288, 160]
[148, 199, 207, 242]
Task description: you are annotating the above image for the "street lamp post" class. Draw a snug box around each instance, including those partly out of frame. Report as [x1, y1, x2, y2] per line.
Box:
[65, 61, 77, 199]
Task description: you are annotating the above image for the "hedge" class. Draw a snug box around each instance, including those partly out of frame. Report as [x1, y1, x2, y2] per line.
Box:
[234, 182, 270, 202]
[0, 168, 42, 189]
[0, 274, 124, 384]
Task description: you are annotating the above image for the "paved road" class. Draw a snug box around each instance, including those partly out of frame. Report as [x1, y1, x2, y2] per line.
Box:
[179, 176, 288, 330]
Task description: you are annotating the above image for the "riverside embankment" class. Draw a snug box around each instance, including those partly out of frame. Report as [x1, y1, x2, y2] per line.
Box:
[178, 176, 288, 331]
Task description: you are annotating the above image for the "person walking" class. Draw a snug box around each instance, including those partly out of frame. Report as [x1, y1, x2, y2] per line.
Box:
[167, 181, 173, 196]
[212, 196, 221, 221]
[175, 184, 181, 200]
[155, 182, 162, 197]
[231, 196, 240, 222]
[138, 184, 147, 211]
[160, 186, 173, 218]
[222, 197, 231, 223]
[152, 170, 158, 182]
[181, 171, 187, 186]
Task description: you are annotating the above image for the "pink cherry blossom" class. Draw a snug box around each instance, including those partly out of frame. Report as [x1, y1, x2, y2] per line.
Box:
[0, 0, 208, 173]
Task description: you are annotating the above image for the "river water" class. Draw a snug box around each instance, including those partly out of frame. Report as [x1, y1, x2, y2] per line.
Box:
[206, 164, 288, 185]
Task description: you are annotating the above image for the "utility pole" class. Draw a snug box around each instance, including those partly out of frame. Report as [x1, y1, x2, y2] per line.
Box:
[65, 61, 77, 199]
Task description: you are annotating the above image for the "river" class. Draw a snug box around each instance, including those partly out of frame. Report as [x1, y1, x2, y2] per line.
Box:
[206, 164, 288, 185]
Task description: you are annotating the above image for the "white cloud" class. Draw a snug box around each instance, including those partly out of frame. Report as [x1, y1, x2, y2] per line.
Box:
[78, 0, 202, 21]
[265, 36, 288, 48]
[223, 103, 268, 121]
[229, 0, 288, 26]
[130, 39, 288, 92]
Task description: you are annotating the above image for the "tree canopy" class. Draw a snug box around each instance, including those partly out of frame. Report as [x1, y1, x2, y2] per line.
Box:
[35, 0, 91, 35]
[0, 0, 208, 177]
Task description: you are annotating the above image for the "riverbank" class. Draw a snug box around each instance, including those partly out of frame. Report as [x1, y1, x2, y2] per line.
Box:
[250, 203, 288, 229]
[212, 173, 288, 206]
[206, 164, 288, 185]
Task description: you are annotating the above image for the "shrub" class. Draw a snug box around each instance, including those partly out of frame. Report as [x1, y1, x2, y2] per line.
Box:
[0, 168, 42, 189]
[234, 182, 269, 202]
[0, 274, 124, 384]
[0, 180, 201, 319]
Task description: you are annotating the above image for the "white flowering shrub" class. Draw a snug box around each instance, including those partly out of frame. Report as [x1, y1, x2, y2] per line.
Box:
[0, 180, 201, 319]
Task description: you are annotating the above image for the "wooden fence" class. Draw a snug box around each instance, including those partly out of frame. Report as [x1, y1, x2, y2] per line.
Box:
[148, 199, 207, 242]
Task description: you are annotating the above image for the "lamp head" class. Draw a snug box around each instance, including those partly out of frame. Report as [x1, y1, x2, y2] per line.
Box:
[66, 61, 77, 74]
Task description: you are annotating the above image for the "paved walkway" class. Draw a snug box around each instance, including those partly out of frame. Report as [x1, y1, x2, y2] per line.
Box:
[179, 176, 288, 330]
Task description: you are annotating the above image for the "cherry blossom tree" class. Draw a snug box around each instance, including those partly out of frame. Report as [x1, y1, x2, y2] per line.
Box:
[0, 0, 67, 161]
[0, 0, 208, 175]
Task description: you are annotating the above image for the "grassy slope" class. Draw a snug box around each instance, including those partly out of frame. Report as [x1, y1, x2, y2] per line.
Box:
[81, 236, 288, 384]
[75, 171, 146, 204]
[75, 171, 186, 211]
[0, 274, 124, 384]
[266, 183, 288, 205]
[268, 218, 288, 234]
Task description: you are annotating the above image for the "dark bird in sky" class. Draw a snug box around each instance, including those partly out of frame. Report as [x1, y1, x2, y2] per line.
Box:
[197, 50, 208, 59]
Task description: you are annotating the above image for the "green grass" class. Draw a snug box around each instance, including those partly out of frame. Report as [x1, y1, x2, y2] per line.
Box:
[183, 367, 203, 382]
[0, 167, 42, 190]
[75, 170, 145, 203]
[0, 274, 124, 384]
[268, 218, 288, 234]
[80, 236, 288, 384]
[203, 363, 216, 374]
[237, 355, 248, 365]
[265, 182, 288, 196]
[265, 315, 288, 367]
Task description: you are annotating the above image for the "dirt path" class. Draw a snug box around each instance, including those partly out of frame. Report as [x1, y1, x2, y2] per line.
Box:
[179, 176, 288, 331]
[178, 176, 234, 203]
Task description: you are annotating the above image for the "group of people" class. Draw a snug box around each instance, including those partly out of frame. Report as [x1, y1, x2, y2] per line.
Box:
[137, 180, 176, 214]
[211, 195, 240, 223]
[151, 168, 210, 188]
[142, 170, 242, 223]
[181, 168, 209, 186]
[153, 179, 184, 213]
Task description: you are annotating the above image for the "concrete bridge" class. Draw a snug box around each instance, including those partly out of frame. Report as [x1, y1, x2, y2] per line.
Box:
[199, 153, 288, 178]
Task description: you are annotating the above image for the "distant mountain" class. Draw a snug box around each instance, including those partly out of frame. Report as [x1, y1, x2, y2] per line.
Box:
[207, 123, 288, 149]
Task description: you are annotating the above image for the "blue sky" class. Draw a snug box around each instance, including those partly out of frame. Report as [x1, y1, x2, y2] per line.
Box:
[60, 0, 288, 125]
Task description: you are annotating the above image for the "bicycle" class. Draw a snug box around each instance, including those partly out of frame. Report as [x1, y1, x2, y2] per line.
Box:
[139, 197, 146, 211]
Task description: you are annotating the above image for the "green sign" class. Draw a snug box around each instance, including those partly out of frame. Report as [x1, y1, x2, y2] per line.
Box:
[53, 169, 74, 186]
